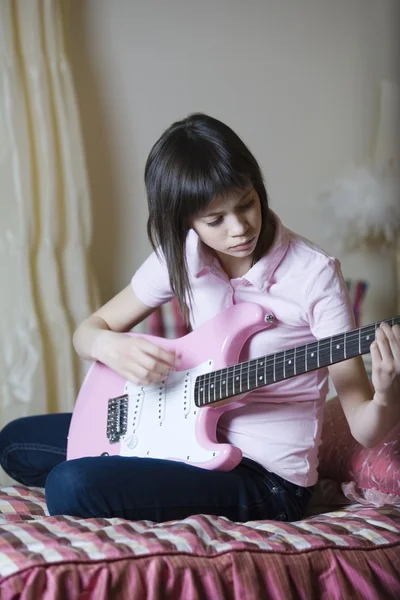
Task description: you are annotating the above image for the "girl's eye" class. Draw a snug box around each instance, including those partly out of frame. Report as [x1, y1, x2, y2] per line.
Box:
[239, 199, 254, 211]
[205, 198, 254, 227]
[207, 216, 223, 227]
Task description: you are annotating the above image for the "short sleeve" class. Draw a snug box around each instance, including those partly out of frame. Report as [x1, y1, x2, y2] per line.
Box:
[305, 257, 356, 339]
[131, 250, 174, 307]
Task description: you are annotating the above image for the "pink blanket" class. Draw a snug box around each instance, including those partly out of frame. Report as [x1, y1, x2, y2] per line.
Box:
[1, 485, 399, 599]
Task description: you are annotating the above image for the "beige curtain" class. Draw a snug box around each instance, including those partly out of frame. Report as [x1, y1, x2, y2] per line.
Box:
[0, 0, 99, 433]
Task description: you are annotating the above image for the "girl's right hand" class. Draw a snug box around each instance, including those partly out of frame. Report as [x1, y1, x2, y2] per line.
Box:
[93, 330, 179, 386]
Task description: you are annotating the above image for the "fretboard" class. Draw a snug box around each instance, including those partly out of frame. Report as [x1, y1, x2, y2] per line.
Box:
[194, 315, 399, 407]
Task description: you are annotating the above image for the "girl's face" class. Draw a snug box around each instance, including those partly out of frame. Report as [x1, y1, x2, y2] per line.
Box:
[191, 186, 262, 277]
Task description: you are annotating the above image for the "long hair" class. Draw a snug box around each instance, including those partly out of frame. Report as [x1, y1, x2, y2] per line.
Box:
[145, 113, 274, 324]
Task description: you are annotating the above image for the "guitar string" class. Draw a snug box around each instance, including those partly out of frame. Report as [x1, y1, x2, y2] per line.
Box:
[197, 318, 398, 384]
[129, 336, 364, 404]
[123, 317, 397, 404]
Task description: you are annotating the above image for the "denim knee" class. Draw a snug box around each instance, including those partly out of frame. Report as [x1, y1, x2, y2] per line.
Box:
[0, 419, 27, 480]
[45, 459, 100, 518]
[0, 417, 67, 487]
[0, 419, 20, 458]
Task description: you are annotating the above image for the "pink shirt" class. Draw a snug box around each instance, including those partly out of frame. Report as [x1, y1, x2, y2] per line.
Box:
[131, 213, 355, 487]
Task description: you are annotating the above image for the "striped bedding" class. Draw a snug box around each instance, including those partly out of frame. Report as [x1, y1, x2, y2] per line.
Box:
[0, 486, 399, 599]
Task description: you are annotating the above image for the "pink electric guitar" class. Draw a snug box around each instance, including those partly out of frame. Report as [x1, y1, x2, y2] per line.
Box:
[67, 303, 399, 471]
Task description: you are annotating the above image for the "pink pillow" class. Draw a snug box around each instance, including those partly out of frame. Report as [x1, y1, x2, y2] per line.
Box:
[319, 396, 400, 506]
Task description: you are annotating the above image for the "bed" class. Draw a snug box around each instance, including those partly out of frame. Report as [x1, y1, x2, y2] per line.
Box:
[2, 298, 399, 599]
[0, 481, 399, 599]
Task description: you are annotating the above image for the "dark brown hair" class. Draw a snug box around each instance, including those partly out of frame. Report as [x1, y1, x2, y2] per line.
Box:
[145, 113, 274, 324]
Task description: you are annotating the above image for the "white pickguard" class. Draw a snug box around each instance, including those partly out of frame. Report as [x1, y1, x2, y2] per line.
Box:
[119, 360, 217, 464]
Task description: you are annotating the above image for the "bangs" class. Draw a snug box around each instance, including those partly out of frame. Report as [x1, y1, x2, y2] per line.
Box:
[161, 142, 253, 222]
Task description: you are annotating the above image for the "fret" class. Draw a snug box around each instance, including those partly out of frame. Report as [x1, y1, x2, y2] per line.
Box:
[236, 364, 241, 394]
[224, 368, 228, 399]
[331, 333, 345, 364]
[294, 346, 296, 376]
[345, 332, 363, 360]
[284, 349, 295, 379]
[295, 344, 306, 375]
[274, 351, 285, 383]
[247, 360, 250, 391]
[317, 340, 331, 369]
[239, 363, 245, 392]
[212, 371, 216, 403]
[330, 336, 332, 364]
[201, 376, 206, 405]
[317, 340, 320, 368]
[264, 356, 275, 386]
[306, 342, 319, 372]
[201, 375, 206, 405]
[305, 344, 308, 372]
[194, 379, 198, 407]
[249, 359, 256, 390]
[344, 331, 347, 359]
[227, 365, 234, 398]
[217, 369, 223, 401]
[283, 350, 286, 379]
[222, 371, 227, 397]
[257, 358, 264, 387]
[198, 377, 204, 406]
[360, 325, 374, 354]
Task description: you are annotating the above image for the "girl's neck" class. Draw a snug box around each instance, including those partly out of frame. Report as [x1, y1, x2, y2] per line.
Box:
[219, 255, 254, 280]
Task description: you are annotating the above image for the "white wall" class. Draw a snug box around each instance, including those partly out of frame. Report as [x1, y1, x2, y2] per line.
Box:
[66, 0, 399, 323]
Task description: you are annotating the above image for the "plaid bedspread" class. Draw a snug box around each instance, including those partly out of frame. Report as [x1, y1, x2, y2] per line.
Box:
[0, 485, 399, 599]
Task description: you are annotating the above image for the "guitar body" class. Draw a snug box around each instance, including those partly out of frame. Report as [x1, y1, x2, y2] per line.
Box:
[67, 302, 272, 471]
[68, 300, 399, 472]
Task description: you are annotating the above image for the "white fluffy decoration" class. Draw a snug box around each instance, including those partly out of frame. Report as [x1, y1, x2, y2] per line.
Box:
[316, 165, 400, 251]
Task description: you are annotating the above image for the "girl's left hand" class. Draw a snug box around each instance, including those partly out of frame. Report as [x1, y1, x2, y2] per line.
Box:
[371, 322, 400, 405]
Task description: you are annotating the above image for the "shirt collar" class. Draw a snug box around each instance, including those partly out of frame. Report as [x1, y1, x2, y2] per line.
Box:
[187, 211, 290, 290]
[242, 211, 290, 291]
[187, 229, 216, 277]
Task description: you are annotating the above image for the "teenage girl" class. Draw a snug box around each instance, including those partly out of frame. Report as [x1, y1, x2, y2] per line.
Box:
[1, 113, 399, 523]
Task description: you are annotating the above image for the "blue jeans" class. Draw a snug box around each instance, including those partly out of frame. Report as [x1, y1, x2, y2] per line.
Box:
[0, 414, 313, 523]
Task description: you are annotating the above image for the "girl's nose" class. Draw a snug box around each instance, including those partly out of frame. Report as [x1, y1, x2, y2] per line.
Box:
[228, 215, 248, 236]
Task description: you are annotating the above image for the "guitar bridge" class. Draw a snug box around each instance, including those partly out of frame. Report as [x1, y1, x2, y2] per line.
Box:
[107, 394, 129, 443]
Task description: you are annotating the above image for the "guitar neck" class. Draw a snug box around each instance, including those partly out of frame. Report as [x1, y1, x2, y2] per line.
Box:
[194, 315, 400, 407]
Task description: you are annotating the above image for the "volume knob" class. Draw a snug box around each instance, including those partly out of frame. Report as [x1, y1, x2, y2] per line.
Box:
[124, 434, 138, 450]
